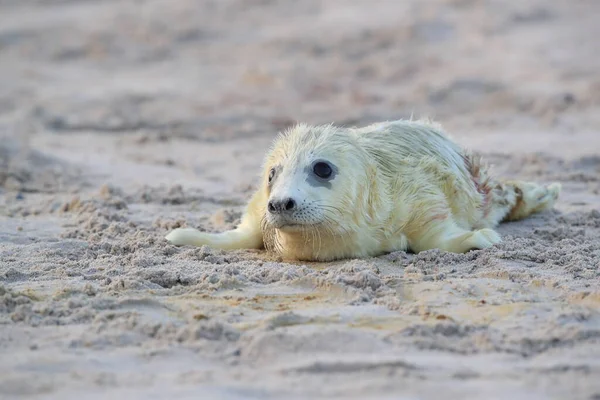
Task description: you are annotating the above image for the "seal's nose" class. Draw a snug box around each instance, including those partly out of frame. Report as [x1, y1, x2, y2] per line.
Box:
[268, 197, 296, 214]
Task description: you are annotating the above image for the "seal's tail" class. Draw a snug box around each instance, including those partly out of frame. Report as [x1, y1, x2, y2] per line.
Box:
[486, 180, 561, 225]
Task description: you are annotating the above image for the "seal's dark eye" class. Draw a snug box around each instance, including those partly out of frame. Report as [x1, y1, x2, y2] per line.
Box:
[313, 162, 332, 179]
[268, 168, 275, 183]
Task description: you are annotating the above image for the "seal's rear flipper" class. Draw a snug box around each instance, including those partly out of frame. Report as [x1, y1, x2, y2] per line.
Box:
[165, 227, 263, 250]
[502, 181, 561, 221]
[485, 180, 561, 225]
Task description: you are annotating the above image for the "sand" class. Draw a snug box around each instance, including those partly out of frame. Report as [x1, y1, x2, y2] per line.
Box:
[1, 0, 599, 399]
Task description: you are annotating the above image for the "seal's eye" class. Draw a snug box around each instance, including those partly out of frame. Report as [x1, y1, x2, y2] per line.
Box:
[268, 168, 275, 183]
[313, 162, 332, 179]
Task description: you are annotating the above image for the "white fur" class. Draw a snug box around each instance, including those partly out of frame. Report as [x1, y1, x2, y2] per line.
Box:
[166, 119, 561, 261]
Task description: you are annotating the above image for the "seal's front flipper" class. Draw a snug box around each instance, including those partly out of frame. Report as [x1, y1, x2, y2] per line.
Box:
[165, 188, 266, 251]
[165, 227, 263, 250]
[409, 217, 502, 254]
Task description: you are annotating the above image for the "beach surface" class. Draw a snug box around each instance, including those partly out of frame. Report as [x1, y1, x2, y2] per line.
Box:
[1, 1, 599, 399]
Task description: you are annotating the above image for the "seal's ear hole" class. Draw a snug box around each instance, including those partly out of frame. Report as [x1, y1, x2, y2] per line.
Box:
[313, 161, 333, 179]
[268, 168, 276, 183]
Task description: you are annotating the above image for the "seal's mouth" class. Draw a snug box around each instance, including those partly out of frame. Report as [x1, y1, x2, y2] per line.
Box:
[267, 217, 314, 232]
[267, 216, 336, 234]
[272, 222, 306, 232]
[266, 210, 323, 232]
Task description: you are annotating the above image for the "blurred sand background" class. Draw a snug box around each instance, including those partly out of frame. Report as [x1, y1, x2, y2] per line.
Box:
[1, 0, 599, 399]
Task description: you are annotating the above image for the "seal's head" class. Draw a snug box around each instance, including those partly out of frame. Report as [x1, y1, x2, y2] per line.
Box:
[259, 124, 381, 257]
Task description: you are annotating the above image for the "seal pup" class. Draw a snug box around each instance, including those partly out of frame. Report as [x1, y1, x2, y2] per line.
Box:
[166, 119, 561, 261]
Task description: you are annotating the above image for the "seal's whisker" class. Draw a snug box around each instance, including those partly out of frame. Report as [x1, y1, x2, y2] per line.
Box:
[321, 218, 342, 251]
[315, 223, 323, 259]
[322, 215, 351, 250]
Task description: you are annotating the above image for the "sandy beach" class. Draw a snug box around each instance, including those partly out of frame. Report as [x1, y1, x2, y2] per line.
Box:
[1, 0, 599, 399]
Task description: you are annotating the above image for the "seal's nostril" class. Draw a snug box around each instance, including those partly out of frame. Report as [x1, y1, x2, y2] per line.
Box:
[269, 198, 295, 213]
[284, 198, 295, 211]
